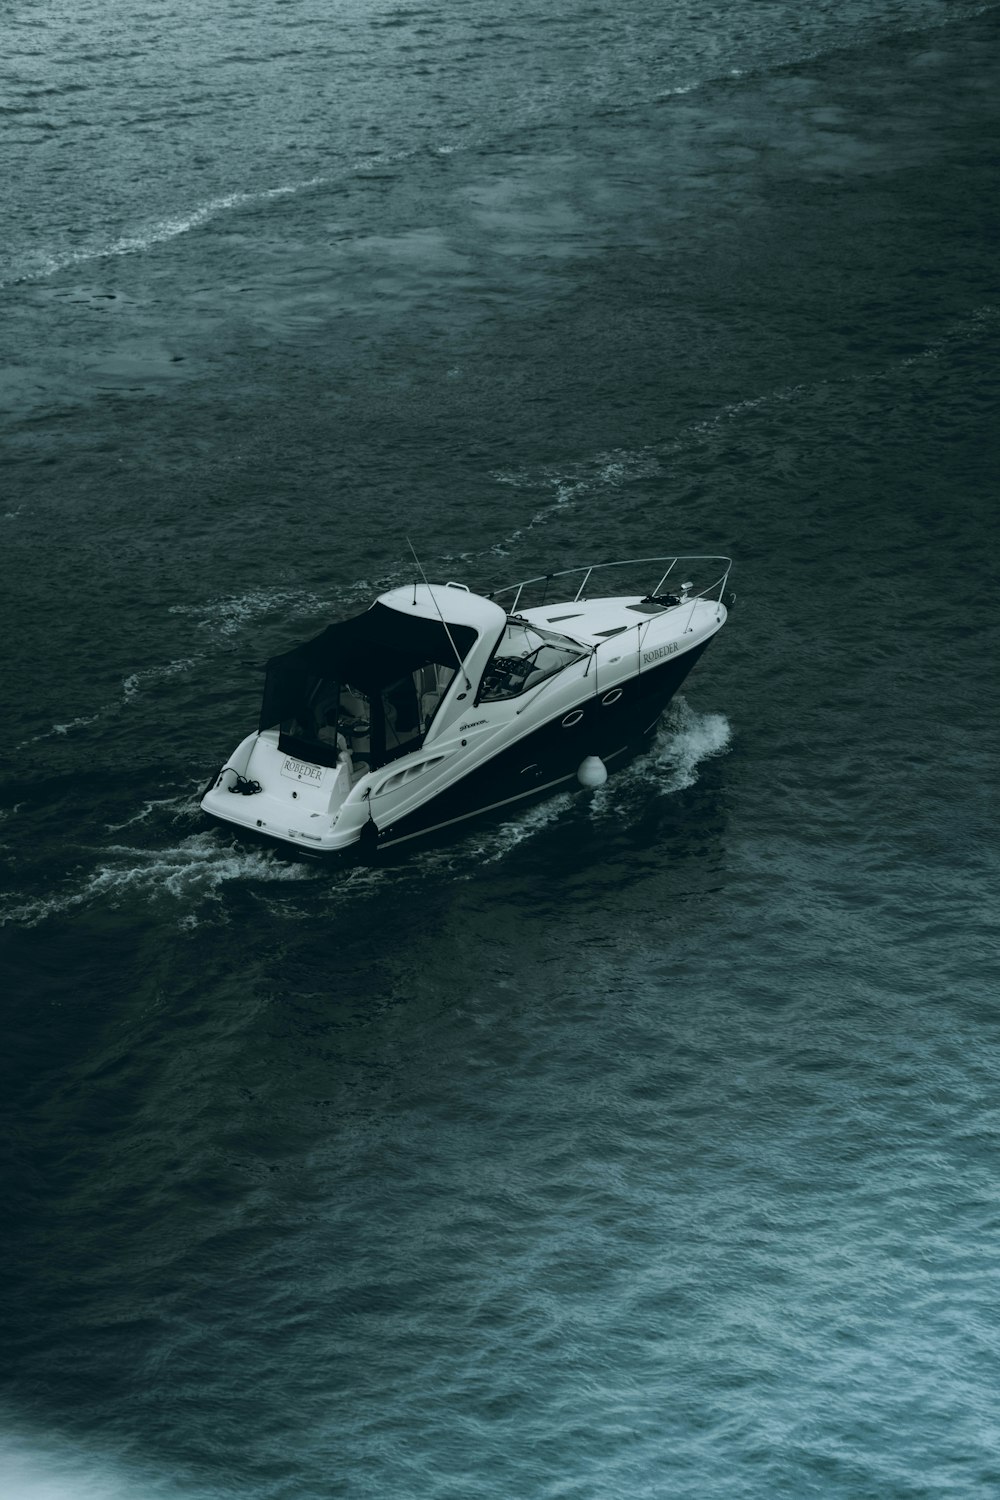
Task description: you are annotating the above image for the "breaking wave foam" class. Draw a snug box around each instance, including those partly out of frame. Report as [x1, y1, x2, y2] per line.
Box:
[648, 698, 732, 787]
[1, 832, 313, 930]
[589, 698, 732, 819]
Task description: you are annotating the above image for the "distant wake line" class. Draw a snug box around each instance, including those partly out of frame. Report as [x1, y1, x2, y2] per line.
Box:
[487, 303, 1000, 541]
[0, 175, 328, 289]
[5, 1, 991, 292]
[1, 140, 431, 288]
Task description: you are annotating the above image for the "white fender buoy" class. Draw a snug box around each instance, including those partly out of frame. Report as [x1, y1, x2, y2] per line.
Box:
[577, 755, 608, 789]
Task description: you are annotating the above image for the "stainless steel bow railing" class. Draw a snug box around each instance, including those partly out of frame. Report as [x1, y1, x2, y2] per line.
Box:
[489, 555, 733, 616]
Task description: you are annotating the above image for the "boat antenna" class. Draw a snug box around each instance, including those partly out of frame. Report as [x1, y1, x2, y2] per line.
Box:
[406, 537, 472, 689]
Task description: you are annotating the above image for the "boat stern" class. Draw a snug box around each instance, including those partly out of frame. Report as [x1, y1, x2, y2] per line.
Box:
[200, 730, 368, 856]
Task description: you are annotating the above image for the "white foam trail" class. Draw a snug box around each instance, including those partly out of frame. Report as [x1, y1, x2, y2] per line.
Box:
[484, 297, 987, 555]
[897, 302, 999, 367]
[250, 858, 394, 918]
[121, 658, 197, 702]
[53, 714, 102, 735]
[298, 790, 578, 897]
[167, 586, 332, 637]
[16, 713, 103, 748]
[104, 793, 200, 833]
[88, 833, 312, 901]
[461, 791, 576, 865]
[651, 2, 992, 107]
[494, 447, 662, 505]
[1, 832, 313, 929]
[486, 447, 664, 555]
[11, 586, 350, 752]
[167, 575, 408, 641]
[15, 655, 201, 749]
[0, 176, 328, 288]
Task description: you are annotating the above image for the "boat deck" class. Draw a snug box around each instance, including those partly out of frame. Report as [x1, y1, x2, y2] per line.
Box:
[522, 592, 721, 647]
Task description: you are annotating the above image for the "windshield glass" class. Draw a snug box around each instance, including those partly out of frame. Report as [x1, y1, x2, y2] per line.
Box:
[479, 618, 586, 702]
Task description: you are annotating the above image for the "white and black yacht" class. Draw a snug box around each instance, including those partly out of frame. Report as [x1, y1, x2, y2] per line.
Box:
[201, 556, 733, 856]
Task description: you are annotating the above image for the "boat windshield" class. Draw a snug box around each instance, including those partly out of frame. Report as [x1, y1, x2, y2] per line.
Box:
[479, 618, 586, 703]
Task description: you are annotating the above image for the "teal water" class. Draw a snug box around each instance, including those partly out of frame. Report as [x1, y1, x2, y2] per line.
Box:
[2, 2, 999, 1496]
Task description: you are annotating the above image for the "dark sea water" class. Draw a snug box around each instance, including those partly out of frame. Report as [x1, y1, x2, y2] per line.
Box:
[3, 2, 999, 1495]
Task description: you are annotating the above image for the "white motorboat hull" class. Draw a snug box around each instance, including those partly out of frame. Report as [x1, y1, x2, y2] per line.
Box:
[201, 562, 731, 858]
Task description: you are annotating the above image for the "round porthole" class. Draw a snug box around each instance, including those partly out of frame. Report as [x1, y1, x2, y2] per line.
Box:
[601, 688, 623, 706]
[562, 710, 584, 728]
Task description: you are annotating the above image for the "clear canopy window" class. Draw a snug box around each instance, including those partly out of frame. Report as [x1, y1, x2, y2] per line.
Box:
[287, 664, 457, 769]
[479, 619, 586, 703]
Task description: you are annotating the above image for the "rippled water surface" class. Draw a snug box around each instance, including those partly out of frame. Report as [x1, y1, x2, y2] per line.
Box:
[3, 2, 999, 1496]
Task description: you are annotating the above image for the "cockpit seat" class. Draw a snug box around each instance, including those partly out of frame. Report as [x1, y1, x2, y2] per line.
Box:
[416, 663, 451, 730]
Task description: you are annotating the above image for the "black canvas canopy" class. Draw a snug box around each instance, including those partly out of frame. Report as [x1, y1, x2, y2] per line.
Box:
[259, 602, 479, 733]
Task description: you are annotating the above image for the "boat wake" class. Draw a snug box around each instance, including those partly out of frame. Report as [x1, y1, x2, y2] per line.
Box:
[14, 661, 200, 749]
[481, 297, 1000, 562]
[103, 791, 203, 834]
[3, 698, 731, 931]
[0, 177, 328, 289]
[1, 139, 443, 292]
[486, 448, 662, 557]
[16, 588, 340, 748]
[1, 831, 314, 932]
[459, 792, 578, 866]
[166, 583, 355, 638]
[121, 658, 198, 703]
